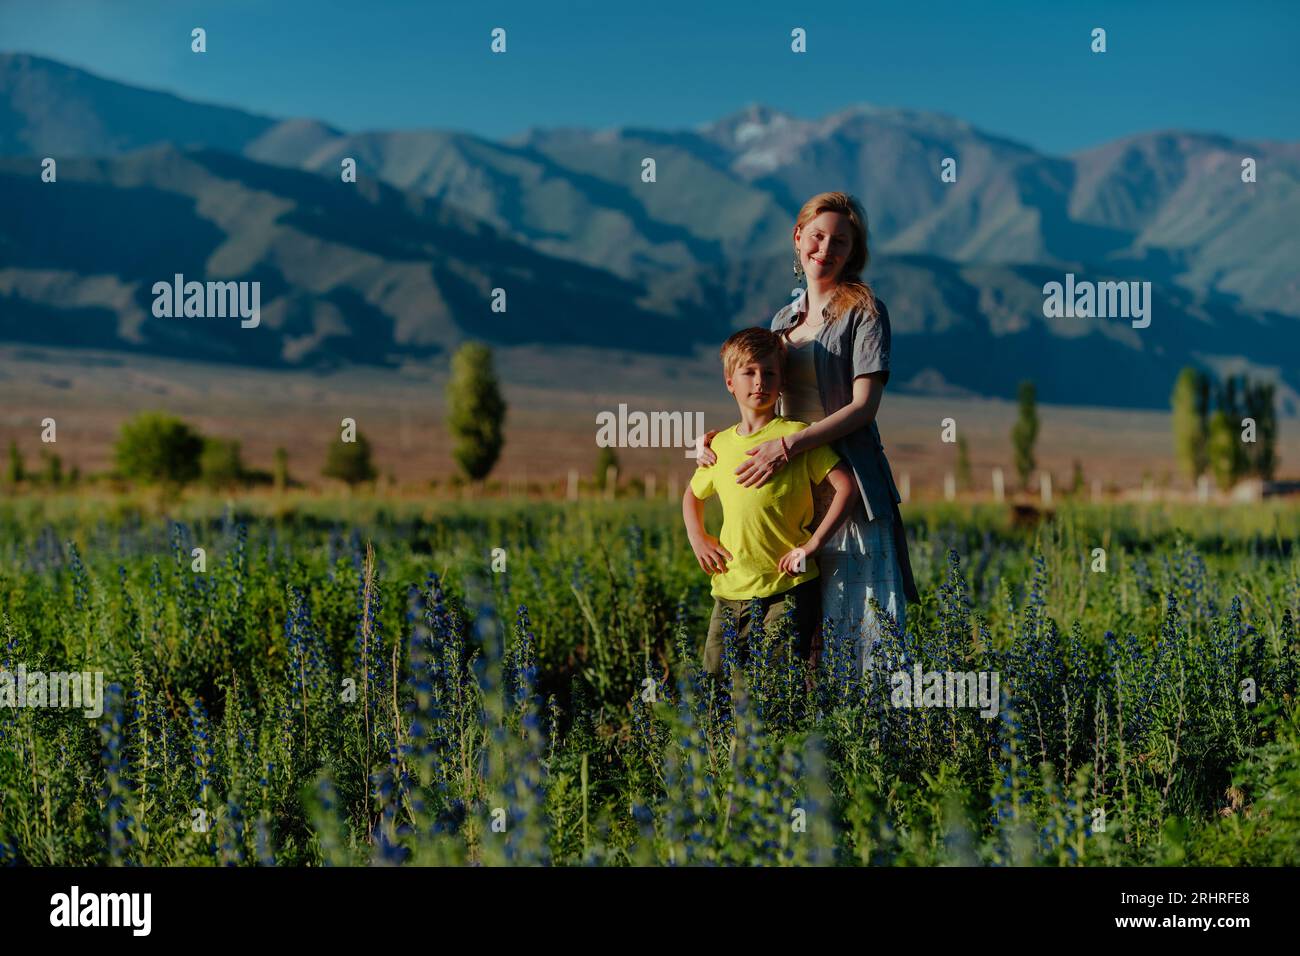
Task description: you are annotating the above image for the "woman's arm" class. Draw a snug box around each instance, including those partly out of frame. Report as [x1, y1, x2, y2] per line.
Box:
[777, 464, 857, 574]
[806, 463, 858, 547]
[786, 373, 884, 455]
[735, 373, 885, 487]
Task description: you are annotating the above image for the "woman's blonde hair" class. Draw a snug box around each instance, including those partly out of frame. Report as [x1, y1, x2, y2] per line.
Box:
[793, 191, 879, 322]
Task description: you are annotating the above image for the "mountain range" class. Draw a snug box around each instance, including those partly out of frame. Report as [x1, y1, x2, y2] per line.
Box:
[1, 51, 1296, 412]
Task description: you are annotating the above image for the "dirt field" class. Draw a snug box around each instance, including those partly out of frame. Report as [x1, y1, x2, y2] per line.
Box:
[1, 343, 1296, 498]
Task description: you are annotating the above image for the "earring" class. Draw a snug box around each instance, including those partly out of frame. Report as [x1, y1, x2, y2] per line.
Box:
[792, 251, 804, 280]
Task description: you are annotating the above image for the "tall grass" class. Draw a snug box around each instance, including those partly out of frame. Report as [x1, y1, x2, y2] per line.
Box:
[0, 494, 1296, 865]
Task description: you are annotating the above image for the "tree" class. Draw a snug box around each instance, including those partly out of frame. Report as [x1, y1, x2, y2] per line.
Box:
[1171, 367, 1210, 482]
[1215, 375, 1250, 482]
[114, 412, 204, 486]
[1243, 379, 1278, 479]
[1207, 410, 1239, 491]
[955, 434, 972, 491]
[446, 342, 506, 482]
[1070, 459, 1085, 497]
[595, 446, 620, 491]
[200, 437, 245, 488]
[273, 447, 290, 491]
[323, 431, 376, 486]
[42, 451, 62, 488]
[6, 441, 23, 485]
[1011, 380, 1038, 490]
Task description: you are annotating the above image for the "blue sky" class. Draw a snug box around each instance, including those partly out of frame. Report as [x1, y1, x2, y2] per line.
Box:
[2, 0, 1296, 154]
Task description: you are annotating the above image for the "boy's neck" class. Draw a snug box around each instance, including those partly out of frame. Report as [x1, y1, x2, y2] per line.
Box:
[736, 405, 778, 436]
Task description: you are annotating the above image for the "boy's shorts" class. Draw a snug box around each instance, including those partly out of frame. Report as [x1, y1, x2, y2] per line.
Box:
[703, 577, 821, 677]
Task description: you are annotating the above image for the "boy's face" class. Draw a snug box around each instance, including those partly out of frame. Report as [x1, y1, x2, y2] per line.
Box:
[725, 354, 783, 413]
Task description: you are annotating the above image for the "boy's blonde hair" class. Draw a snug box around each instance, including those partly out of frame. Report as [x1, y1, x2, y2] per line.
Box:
[720, 327, 787, 381]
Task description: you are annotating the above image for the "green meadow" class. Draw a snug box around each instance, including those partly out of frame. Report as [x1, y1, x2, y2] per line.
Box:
[1, 493, 1297, 865]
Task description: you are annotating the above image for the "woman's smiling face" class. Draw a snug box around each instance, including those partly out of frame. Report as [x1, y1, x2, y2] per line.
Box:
[795, 211, 854, 284]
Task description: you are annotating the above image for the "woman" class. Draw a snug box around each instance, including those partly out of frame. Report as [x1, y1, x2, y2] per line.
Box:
[698, 191, 919, 674]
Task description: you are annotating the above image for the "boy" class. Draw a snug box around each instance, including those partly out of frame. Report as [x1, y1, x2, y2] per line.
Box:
[682, 327, 858, 677]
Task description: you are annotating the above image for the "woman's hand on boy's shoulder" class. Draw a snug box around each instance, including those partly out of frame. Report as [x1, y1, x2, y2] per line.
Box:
[695, 429, 720, 466]
[735, 436, 789, 488]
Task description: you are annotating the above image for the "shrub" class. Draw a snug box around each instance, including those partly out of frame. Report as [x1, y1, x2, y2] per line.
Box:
[199, 438, 245, 488]
[323, 431, 377, 486]
[113, 412, 204, 485]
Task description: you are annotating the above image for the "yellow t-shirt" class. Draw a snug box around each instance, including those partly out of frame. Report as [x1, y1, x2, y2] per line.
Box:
[689, 417, 841, 600]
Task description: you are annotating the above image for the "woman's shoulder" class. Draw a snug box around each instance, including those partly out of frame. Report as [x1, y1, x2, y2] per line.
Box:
[770, 289, 805, 329]
[829, 294, 887, 333]
[851, 295, 888, 323]
[840, 297, 890, 345]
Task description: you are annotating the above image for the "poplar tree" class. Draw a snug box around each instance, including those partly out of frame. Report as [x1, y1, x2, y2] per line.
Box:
[273, 447, 290, 491]
[446, 342, 506, 483]
[596, 446, 619, 491]
[955, 434, 973, 491]
[1243, 379, 1278, 480]
[1171, 367, 1210, 482]
[6, 441, 23, 485]
[1011, 381, 1038, 491]
[1207, 410, 1238, 491]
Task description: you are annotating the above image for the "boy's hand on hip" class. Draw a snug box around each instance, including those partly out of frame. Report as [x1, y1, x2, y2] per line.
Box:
[689, 533, 732, 574]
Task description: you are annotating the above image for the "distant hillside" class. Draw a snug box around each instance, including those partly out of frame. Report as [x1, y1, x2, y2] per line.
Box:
[4, 55, 1295, 316]
[0, 52, 278, 156]
[1, 52, 1297, 412]
[676, 250, 1300, 413]
[1, 142, 1296, 411]
[0, 146, 722, 365]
